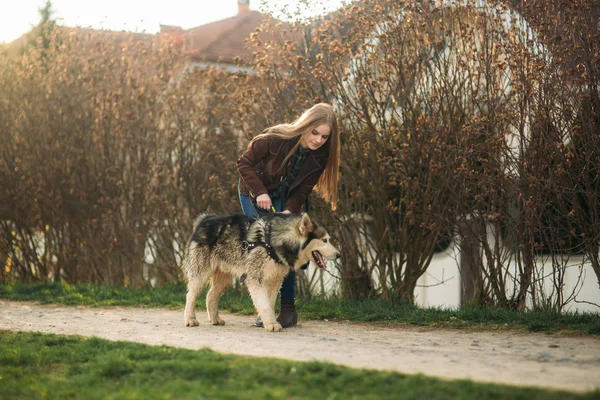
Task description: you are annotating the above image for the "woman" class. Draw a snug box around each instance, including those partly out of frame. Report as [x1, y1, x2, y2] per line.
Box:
[237, 102, 340, 327]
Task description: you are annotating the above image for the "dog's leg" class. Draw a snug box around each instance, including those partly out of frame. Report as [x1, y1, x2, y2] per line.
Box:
[184, 276, 206, 327]
[247, 283, 282, 332]
[206, 269, 231, 325]
[182, 247, 211, 327]
[268, 282, 279, 317]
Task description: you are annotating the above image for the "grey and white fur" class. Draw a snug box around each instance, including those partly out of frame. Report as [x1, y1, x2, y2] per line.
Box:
[181, 212, 340, 332]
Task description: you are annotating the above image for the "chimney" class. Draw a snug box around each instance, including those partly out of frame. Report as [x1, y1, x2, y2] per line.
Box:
[238, 0, 250, 14]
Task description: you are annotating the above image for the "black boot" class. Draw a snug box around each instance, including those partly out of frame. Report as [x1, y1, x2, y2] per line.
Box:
[277, 300, 298, 327]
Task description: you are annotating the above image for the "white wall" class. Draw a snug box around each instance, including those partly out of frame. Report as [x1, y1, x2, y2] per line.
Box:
[305, 235, 599, 314]
[415, 243, 461, 309]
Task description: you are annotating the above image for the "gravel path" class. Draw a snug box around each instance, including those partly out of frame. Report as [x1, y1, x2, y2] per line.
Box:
[1, 300, 599, 393]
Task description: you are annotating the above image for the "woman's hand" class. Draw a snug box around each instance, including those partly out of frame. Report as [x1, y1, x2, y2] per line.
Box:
[256, 193, 272, 210]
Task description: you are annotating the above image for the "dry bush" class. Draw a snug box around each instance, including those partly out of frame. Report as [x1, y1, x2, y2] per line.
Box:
[249, 0, 599, 307]
[1, 0, 598, 311]
[0, 28, 243, 285]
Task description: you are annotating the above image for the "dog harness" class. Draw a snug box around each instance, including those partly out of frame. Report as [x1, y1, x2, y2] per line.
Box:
[239, 239, 285, 284]
[241, 221, 285, 265]
[241, 240, 284, 265]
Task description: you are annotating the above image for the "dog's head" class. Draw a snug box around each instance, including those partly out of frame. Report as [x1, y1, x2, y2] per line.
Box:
[297, 213, 340, 270]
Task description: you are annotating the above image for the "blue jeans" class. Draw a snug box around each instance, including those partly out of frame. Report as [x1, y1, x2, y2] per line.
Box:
[238, 185, 295, 302]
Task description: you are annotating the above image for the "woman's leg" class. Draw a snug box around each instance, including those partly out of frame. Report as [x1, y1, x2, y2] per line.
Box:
[273, 197, 297, 327]
[269, 197, 295, 303]
[238, 183, 258, 217]
[280, 270, 296, 302]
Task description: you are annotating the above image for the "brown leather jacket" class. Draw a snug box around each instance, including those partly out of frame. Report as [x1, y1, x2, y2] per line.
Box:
[237, 136, 329, 214]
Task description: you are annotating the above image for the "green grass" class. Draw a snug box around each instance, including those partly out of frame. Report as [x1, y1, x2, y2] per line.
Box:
[1, 282, 599, 335]
[298, 297, 600, 335]
[0, 330, 597, 400]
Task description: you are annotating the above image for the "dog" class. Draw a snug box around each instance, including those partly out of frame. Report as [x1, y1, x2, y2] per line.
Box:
[180, 212, 340, 332]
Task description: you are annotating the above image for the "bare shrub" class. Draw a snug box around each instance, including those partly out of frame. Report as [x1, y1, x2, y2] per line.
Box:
[2, 0, 597, 311]
[0, 28, 242, 285]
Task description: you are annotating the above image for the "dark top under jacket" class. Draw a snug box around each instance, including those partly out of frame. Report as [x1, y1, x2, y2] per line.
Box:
[237, 136, 329, 214]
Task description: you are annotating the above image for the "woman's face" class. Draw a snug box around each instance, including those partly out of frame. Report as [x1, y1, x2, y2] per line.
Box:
[300, 123, 331, 150]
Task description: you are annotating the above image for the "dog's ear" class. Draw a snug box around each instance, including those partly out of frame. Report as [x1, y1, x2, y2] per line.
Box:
[298, 213, 314, 236]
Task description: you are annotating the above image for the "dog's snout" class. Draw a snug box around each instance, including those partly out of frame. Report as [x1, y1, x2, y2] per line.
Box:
[335, 253, 341, 260]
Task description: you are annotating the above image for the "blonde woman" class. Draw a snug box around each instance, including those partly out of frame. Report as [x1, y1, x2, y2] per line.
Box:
[237, 103, 341, 327]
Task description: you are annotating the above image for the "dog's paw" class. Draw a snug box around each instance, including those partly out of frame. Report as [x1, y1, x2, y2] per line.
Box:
[185, 317, 199, 327]
[264, 322, 283, 332]
[210, 317, 225, 326]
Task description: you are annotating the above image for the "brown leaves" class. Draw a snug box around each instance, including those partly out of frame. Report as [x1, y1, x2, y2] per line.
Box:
[2, 0, 599, 300]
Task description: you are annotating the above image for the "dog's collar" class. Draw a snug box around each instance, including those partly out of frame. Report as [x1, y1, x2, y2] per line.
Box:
[241, 240, 284, 265]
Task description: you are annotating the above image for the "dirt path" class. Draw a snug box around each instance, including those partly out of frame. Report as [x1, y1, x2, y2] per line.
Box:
[1, 300, 599, 393]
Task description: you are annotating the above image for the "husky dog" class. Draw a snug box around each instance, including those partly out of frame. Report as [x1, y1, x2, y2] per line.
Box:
[181, 212, 340, 332]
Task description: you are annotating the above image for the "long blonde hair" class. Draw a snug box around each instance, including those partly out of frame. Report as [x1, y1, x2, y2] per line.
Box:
[249, 103, 340, 210]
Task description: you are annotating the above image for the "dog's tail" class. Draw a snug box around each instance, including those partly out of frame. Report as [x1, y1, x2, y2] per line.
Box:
[192, 212, 212, 228]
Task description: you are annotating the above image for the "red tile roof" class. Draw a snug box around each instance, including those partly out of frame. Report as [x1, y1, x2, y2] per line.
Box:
[185, 10, 267, 64]
[160, 5, 299, 67]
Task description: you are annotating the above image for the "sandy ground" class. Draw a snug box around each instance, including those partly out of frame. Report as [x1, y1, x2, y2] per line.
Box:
[1, 300, 599, 393]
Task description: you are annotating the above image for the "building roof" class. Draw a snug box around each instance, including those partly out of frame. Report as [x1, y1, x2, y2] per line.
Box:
[184, 9, 267, 64]
[160, 2, 293, 66]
